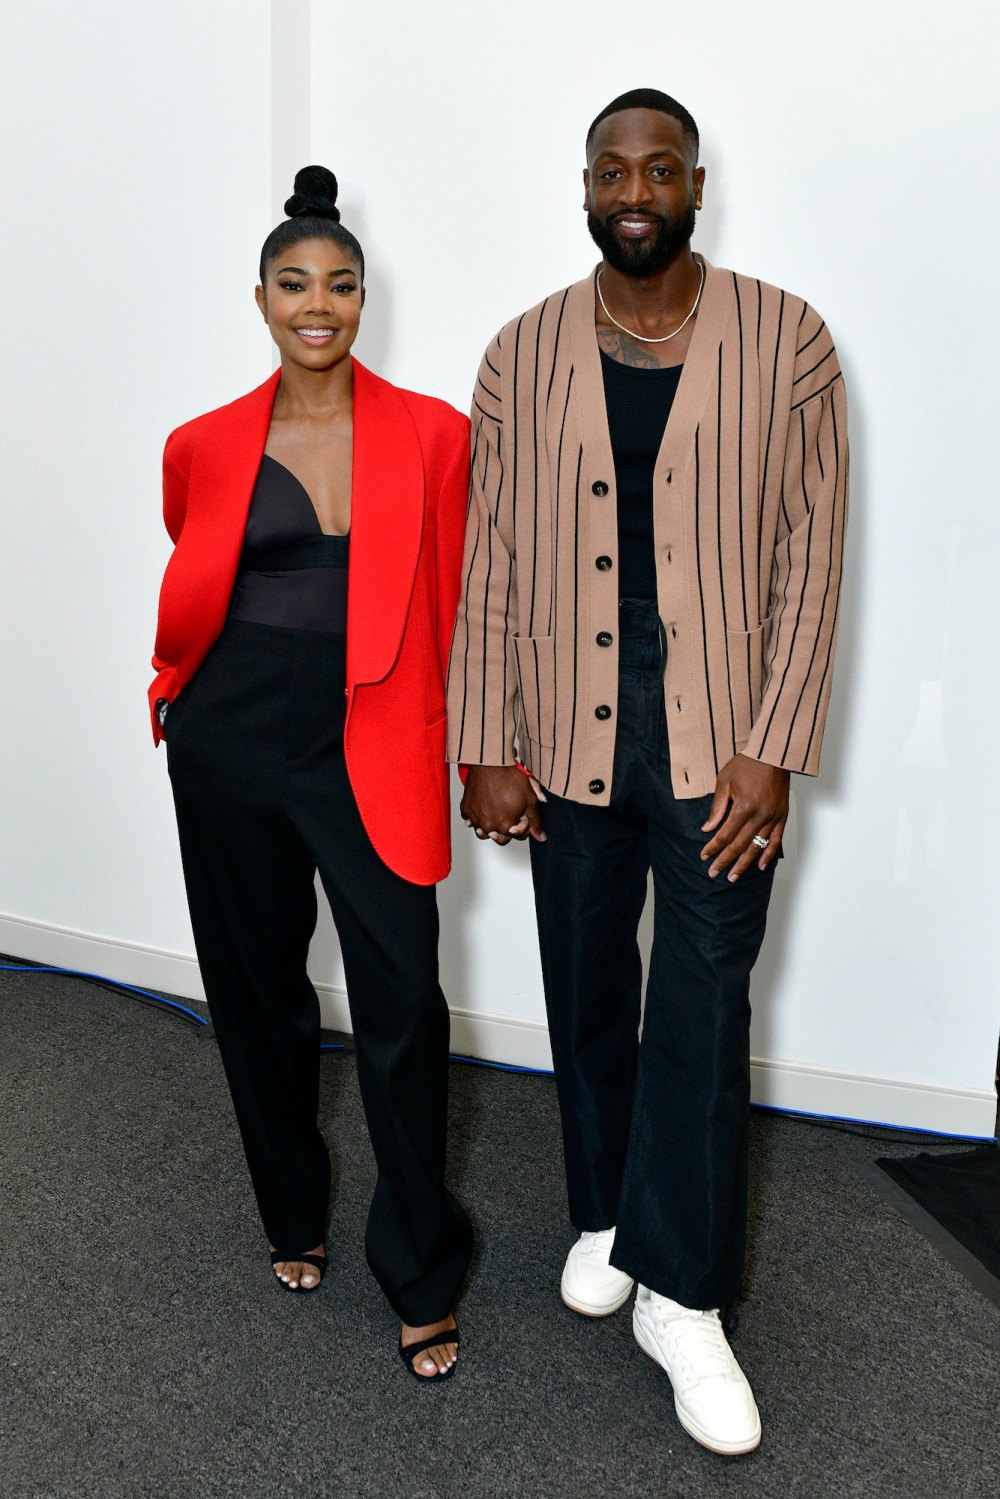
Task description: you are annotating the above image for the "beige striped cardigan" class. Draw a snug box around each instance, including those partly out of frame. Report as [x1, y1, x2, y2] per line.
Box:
[446, 258, 848, 804]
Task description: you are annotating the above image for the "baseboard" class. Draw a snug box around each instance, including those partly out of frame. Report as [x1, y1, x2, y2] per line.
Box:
[747, 1055, 995, 1141]
[1, 913, 995, 1138]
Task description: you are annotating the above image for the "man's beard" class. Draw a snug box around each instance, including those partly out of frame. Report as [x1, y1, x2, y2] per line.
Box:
[587, 198, 696, 277]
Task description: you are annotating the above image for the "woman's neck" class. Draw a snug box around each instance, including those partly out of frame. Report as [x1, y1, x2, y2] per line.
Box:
[274, 355, 354, 420]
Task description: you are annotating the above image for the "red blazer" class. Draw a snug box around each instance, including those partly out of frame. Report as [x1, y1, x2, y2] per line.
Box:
[149, 359, 471, 886]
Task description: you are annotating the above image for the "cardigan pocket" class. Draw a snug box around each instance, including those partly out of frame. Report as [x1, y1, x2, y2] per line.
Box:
[512, 635, 556, 749]
[726, 614, 773, 751]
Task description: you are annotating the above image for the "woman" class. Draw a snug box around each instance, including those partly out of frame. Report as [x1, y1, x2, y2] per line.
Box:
[149, 166, 472, 1380]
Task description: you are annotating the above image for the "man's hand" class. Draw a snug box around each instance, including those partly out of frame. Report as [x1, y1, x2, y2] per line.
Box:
[700, 755, 789, 881]
[461, 765, 546, 845]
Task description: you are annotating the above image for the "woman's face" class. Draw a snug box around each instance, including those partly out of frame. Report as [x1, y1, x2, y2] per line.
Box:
[255, 237, 364, 371]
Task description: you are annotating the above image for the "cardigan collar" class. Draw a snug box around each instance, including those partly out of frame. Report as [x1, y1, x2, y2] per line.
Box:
[565, 256, 733, 481]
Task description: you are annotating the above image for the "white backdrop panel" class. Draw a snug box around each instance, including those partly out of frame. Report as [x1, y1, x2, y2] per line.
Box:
[309, 0, 999, 1126]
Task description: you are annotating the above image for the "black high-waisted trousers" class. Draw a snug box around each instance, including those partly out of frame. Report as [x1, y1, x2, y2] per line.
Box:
[166, 619, 471, 1324]
[529, 598, 775, 1311]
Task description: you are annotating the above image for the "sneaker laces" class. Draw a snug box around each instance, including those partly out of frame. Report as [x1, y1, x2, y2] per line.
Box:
[646, 1299, 736, 1383]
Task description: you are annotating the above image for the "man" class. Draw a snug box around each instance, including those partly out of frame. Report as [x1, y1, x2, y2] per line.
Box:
[448, 88, 847, 1455]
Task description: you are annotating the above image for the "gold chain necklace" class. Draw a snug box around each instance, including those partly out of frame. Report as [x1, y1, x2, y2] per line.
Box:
[596, 258, 705, 345]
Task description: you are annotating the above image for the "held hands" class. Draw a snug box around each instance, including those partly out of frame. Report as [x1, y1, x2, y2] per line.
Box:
[461, 765, 547, 846]
[700, 754, 789, 881]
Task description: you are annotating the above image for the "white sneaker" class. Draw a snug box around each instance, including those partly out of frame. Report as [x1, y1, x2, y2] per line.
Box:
[560, 1228, 635, 1317]
[632, 1286, 761, 1455]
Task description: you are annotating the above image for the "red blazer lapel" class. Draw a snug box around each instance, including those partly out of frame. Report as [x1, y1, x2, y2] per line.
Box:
[185, 371, 281, 562]
[347, 359, 426, 686]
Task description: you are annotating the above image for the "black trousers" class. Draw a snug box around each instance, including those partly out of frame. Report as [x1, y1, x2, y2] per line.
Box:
[529, 599, 775, 1310]
[166, 620, 471, 1325]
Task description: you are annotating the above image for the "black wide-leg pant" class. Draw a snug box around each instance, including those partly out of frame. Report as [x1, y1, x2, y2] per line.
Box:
[166, 620, 471, 1325]
[529, 599, 775, 1311]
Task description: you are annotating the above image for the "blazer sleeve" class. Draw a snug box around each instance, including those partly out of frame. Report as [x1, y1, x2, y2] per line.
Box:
[446, 338, 520, 766]
[162, 428, 192, 544]
[435, 422, 473, 685]
[150, 428, 194, 681]
[743, 308, 849, 775]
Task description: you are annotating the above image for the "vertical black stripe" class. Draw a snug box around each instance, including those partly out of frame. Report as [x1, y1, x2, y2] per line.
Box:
[528, 301, 546, 635]
[765, 528, 793, 679]
[782, 406, 838, 760]
[757, 508, 816, 758]
[815, 395, 826, 482]
[716, 345, 737, 750]
[549, 368, 573, 636]
[548, 368, 574, 786]
[500, 567, 513, 762]
[532, 637, 542, 764]
[733, 276, 752, 739]
[510, 313, 525, 534]
[760, 289, 785, 530]
[694, 428, 719, 773]
[561, 445, 583, 796]
[733, 275, 749, 631]
[802, 394, 846, 767]
[544, 289, 570, 418]
[477, 496, 495, 763]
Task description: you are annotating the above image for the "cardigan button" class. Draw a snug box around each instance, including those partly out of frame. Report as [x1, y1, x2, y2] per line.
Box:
[595, 704, 612, 720]
[588, 779, 605, 795]
[592, 480, 609, 496]
[596, 631, 613, 647]
[595, 555, 613, 571]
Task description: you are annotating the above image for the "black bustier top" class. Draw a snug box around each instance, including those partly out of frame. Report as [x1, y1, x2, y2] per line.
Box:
[228, 454, 349, 634]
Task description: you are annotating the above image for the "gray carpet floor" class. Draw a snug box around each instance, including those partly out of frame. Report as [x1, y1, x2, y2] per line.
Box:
[1, 963, 998, 1499]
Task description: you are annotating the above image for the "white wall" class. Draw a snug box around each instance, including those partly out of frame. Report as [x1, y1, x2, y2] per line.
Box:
[0, 2, 272, 964]
[2, 0, 997, 1136]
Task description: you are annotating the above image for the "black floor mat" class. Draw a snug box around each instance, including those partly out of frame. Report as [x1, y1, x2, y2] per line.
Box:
[861, 1147, 1000, 1311]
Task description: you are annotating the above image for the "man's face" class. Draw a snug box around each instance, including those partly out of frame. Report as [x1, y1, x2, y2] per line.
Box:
[584, 108, 704, 277]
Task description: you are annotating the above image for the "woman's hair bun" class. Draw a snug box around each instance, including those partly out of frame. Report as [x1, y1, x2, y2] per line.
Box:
[284, 164, 340, 222]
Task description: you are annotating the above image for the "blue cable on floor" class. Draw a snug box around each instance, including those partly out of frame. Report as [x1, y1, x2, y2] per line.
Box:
[0, 961, 347, 1046]
[749, 1099, 996, 1145]
[449, 1052, 552, 1078]
[0, 963, 208, 1026]
[3, 961, 993, 1141]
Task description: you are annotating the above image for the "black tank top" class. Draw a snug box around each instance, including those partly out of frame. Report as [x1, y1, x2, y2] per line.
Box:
[600, 352, 682, 601]
[228, 454, 349, 633]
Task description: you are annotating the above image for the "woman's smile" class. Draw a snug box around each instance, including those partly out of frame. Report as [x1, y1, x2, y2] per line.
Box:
[292, 325, 340, 345]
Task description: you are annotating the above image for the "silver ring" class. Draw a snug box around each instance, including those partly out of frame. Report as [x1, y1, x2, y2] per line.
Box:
[752, 834, 770, 850]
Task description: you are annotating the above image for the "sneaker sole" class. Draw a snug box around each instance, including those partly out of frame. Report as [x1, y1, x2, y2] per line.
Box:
[632, 1308, 762, 1456]
[560, 1271, 634, 1318]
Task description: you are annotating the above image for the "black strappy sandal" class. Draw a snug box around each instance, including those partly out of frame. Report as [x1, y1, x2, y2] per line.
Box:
[398, 1326, 461, 1382]
[269, 1248, 327, 1294]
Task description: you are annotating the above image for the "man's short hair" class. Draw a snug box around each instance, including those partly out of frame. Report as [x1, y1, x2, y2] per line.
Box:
[586, 88, 699, 161]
